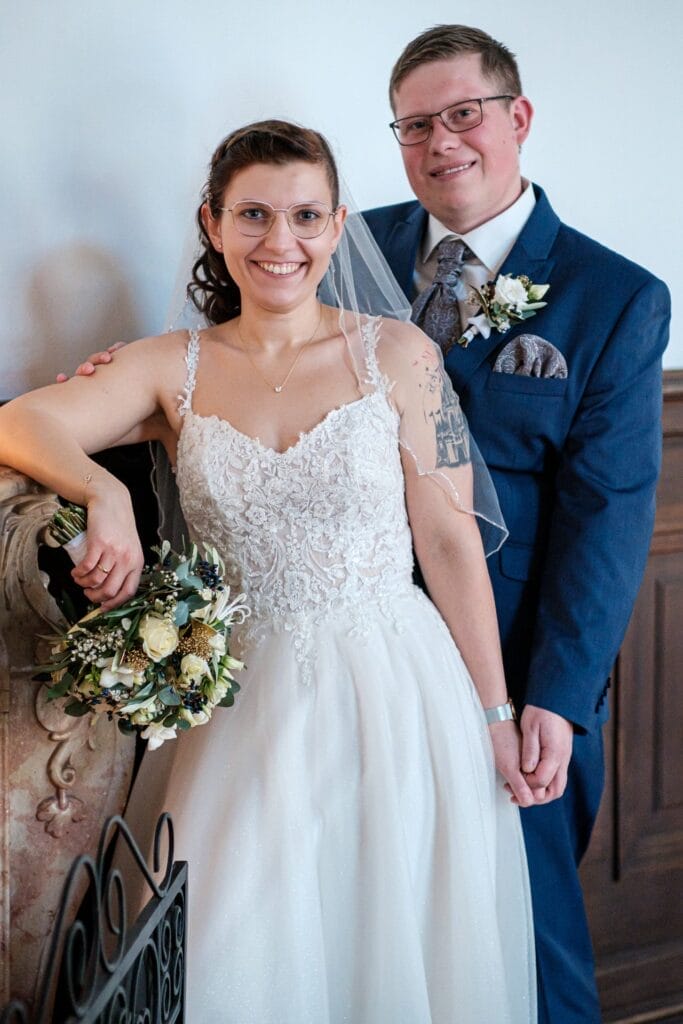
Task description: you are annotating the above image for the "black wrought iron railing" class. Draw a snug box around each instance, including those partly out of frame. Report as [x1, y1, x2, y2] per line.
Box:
[1, 813, 187, 1024]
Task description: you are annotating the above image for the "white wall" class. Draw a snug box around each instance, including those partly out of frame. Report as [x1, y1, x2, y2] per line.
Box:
[1, 0, 681, 397]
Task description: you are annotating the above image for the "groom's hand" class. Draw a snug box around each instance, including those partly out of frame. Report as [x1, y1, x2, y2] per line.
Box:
[519, 705, 573, 803]
[56, 342, 126, 382]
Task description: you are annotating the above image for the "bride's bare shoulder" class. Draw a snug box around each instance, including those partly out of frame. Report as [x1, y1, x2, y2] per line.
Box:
[374, 317, 440, 376]
[119, 329, 193, 376]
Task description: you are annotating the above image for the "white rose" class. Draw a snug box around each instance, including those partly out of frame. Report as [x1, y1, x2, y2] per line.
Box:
[180, 653, 210, 686]
[138, 613, 179, 662]
[493, 274, 528, 309]
[140, 722, 178, 750]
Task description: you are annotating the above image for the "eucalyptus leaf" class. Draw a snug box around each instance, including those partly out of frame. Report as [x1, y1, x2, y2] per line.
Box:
[63, 701, 92, 717]
[46, 677, 73, 699]
[174, 602, 190, 627]
[159, 686, 182, 706]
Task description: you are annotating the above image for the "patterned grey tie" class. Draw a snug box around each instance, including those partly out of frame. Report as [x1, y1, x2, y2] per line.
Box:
[411, 238, 472, 354]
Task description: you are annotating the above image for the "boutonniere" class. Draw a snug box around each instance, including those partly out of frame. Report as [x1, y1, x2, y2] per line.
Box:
[457, 273, 550, 349]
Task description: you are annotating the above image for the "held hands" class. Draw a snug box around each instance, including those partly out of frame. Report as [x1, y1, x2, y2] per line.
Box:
[488, 721, 537, 807]
[491, 705, 573, 807]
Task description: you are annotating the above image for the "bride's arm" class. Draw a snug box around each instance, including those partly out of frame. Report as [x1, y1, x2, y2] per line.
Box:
[377, 318, 536, 806]
[0, 335, 183, 608]
[402, 459, 535, 808]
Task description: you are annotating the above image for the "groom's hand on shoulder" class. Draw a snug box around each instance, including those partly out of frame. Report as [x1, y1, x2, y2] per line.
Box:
[56, 342, 126, 382]
[520, 705, 574, 803]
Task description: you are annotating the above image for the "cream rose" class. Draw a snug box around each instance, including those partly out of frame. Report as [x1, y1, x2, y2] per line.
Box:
[180, 653, 210, 686]
[138, 613, 179, 662]
[493, 274, 528, 309]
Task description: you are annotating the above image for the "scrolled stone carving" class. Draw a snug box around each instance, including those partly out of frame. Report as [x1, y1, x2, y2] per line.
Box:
[0, 467, 135, 1008]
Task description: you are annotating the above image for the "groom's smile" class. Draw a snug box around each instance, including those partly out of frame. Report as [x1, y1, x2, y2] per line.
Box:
[392, 52, 533, 234]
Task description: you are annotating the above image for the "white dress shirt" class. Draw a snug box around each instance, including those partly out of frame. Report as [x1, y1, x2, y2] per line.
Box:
[414, 181, 536, 330]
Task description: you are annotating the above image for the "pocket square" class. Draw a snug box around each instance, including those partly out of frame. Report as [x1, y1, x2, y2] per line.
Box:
[493, 334, 568, 379]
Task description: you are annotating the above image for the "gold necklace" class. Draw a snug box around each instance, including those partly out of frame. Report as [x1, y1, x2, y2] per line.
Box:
[237, 306, 323, 394]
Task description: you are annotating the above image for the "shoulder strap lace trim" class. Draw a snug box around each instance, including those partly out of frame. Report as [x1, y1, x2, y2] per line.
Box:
[361, 315, 393, 395]
[361, 316, 384, 390]
[178, 329, 200, 417]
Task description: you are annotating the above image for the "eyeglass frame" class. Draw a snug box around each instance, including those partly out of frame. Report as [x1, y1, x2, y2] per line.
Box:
[389, 95, 515, 146]
[219, 199, 341, 238]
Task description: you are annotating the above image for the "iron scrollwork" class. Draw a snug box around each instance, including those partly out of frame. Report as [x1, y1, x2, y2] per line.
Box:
[1, 813, 187, 1024]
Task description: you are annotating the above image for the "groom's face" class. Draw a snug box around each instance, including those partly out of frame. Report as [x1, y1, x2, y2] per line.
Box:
[392, 53, 532, 234]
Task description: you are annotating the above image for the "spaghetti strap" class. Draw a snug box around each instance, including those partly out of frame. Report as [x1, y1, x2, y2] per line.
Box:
[177, 329, 201, 417]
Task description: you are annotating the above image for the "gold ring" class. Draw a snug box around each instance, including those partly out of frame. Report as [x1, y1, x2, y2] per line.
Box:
[96, 563, 112, 574]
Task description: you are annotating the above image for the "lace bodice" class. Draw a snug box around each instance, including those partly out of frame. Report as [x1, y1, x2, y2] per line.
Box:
[175, 319, 416, 668]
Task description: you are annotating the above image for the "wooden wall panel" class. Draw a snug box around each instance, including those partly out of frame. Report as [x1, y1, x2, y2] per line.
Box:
[581, 370, 683, 1023]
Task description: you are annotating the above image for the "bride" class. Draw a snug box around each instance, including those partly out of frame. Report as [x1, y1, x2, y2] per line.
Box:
[0, 119, 536, 1022]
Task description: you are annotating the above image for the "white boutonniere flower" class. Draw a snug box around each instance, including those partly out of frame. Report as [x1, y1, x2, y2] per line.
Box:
[457, 274, 550, 349]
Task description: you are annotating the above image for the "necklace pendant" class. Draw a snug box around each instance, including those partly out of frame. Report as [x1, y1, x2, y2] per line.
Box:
[274, 385, 283, 393]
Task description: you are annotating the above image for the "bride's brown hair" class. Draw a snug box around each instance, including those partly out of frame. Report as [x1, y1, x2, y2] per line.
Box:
[189, 120, 340, 326]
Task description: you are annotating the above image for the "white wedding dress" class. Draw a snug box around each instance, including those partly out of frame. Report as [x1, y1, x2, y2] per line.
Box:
[127, 319, 536, 1023]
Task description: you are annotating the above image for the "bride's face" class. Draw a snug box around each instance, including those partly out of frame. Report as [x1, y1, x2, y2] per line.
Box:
[202, 161, 346, 313]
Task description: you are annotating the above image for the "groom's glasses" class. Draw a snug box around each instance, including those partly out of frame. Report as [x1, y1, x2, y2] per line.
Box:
[389, 95, 515, 146]
[221, 200, 338, 239]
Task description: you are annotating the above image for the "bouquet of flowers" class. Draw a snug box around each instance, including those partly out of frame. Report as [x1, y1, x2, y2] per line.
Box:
[40, 503, 248, 749]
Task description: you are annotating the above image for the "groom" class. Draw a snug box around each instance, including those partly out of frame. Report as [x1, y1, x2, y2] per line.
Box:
[364, 24, 670, 1024]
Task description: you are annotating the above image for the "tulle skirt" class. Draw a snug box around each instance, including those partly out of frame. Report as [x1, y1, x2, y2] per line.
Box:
[125, 588, 536, 1023]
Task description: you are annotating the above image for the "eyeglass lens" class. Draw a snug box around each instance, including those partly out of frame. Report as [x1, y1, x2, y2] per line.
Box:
[394, 100, 483, 145]
[229, 201, 332, 238]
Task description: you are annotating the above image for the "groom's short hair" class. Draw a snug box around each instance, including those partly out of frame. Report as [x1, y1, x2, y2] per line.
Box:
[389, 25, 523, 110]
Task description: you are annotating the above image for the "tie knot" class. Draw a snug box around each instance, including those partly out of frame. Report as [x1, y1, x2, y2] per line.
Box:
[433, 238, 471, 287]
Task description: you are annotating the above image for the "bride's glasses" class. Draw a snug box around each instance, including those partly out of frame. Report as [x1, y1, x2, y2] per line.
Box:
[221, 200, 337, 239]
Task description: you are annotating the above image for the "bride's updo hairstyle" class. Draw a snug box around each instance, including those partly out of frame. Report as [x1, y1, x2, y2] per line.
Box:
[189, 119, 340, 325]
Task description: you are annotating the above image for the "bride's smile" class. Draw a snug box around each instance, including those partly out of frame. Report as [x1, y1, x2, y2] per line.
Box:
[202, 161, 346, 320]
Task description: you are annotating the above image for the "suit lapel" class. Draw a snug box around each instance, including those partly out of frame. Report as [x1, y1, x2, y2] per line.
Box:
[444, 187, 561, 386]
[382, 204, 427, 299]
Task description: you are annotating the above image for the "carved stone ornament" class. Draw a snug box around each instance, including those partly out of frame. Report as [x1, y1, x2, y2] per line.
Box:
[0, 468, 135, 1009]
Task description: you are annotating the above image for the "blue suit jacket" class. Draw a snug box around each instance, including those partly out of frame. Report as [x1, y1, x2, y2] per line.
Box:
[364, 187, 670, 732]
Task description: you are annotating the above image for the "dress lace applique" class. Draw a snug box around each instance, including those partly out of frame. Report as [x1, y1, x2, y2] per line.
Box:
[177, 329, 200, 417]
[175, 318, 416, 684]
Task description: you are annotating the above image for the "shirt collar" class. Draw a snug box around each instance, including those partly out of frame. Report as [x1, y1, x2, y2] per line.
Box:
[421, 180, 536, 275]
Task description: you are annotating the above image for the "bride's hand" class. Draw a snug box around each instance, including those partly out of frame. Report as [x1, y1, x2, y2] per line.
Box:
[71, 483, 144, 610]
[488, 720, 537, 807]
[56, 342, 126, 383]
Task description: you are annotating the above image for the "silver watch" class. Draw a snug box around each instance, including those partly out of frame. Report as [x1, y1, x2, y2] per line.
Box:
[484, 699, 516, 725]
